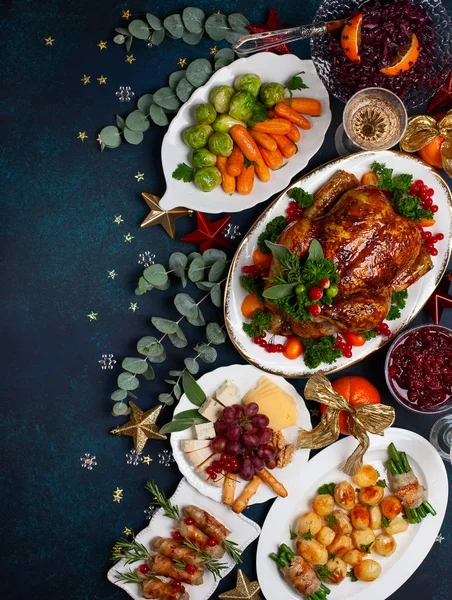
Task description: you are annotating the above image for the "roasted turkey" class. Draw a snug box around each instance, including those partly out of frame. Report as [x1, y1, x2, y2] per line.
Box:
[266, 170, 433, 338]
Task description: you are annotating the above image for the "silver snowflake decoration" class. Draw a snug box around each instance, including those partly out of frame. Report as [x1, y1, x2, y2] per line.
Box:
[116, 86, 135, 102]
[144, 505, 157, 520]
[138, 251, 156, 267]
[436, 532, 445, 544]
[223, 223, 241, 241]
[158, 449, 175, 467]
[99, 354, 116, 370]
[80, 453, 97, 470]
[126, 449, 143, 466]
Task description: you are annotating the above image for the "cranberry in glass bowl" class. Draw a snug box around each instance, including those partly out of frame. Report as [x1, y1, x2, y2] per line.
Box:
[385, 325, 452, 415]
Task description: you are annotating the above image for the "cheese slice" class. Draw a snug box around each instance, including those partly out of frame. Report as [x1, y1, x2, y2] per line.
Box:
[215, 380, 241, 407]
[194, 421, 216, 440]
[185, 446, 214, 468]
[243, 376, 297, 431]
[180, 439, 211, 453]
[198, 397, 224, 422]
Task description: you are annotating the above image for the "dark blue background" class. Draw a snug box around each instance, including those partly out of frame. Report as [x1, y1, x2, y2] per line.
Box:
[2, 1, 451, 598]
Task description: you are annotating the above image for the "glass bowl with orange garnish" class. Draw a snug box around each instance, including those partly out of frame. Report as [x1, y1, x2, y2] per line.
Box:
[311, 0, 452, 108]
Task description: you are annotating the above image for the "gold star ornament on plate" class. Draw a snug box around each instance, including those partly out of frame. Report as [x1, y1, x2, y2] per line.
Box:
[110, 402, 166, 454]
[219, 570, 262, 600]
[141, 193, 192, 239]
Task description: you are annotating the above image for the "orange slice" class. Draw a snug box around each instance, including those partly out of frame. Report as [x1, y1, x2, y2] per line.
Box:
[341, 13, 363, 63]
[380, 33, 421, 76]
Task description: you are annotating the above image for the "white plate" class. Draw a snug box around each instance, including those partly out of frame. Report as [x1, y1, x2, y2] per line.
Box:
[225, 150, 452, 378]
[108, 478, 260, 600]
[170, 364, 312, 505]
[257, 427, 448, 600]
[159, 54, 331, 213]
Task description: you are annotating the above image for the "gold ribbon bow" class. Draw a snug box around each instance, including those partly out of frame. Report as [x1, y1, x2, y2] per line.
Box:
[296, 372, 395, 476]
[400, 109, 452, 176]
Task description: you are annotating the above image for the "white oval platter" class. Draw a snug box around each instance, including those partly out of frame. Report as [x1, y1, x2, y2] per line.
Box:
[225, 150, 452, 378]
[159, 54, 331, 213]
[170, 364, 312, 505]
[108, 477, 260, 600]
[257, 427, 448, 600]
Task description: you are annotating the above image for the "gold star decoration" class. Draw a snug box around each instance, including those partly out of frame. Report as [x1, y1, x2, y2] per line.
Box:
[87, 311, 98, 321]
[122, 9, 132, 20]
[110, 402, 167, 454]
[135, 171, 145, 181]
[178, 57, 187, 68]
[97, 75, 107, 84]
[81, 74, 91, 85]
[78, 131, 88, 141]
[45, 36, 54, 46]
[112, 546, 121, 553]
[128, 302, 139, 312]
[113, 488, 124, 503]
[124, 232, 134, 243]
[143, 456, 152, 465]
[96, 134, 102, 145]
[219, 570, 262, 600]
[126, 54, 136, 64]
[107, 270, 118, 280]
[113, 215, 124, 225]
[141, 193, 193, 239]
[97, 40, 107, 50]
[210, 46, 218, 55]
[124, 527, 132, 536]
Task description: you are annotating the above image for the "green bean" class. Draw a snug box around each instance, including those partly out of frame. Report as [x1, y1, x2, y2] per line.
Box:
[389, 443, 404, 473]
[278, 555, 289, 567]
[417, 505, 426, 518]
[280, 543, 293, 555]
[386, 459, 400, 476]
[320, 583, 331, 594]
[400, 451, 411, 474]
[423, 501, 437, 516]
[269, 552, 280, 564]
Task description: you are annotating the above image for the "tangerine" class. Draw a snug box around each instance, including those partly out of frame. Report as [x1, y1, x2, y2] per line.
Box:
[341, 13, 362, 63]
[418, 135, 444, 170]
[380, 33, 420, 76]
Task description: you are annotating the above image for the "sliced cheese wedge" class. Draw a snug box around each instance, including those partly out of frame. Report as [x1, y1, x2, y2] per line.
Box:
[180, 439, 211, 453]
[185, 446, 214, 468]
[243, 376, 297, 431]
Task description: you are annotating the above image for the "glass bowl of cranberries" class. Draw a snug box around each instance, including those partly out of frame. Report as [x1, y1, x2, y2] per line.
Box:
[385, 325, 452, 415]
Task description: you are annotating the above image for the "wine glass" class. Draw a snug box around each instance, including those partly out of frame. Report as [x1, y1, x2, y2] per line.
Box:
[335, 87, 408, 156]
[429, 414, 452, 463]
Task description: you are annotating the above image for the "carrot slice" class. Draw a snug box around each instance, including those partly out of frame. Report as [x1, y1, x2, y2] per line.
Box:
[216, 156, 236, 194]
[227, 144, 245, 177]
[249, 130, 277, 151]
[275, 103, 311, 129]
[237, 164, 255, 195]
[252, 118, 291, 135]
[230, 125, 260, 162]
[283, 98, 322, 116]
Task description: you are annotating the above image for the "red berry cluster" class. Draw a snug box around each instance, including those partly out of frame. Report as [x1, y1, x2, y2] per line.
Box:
[206, 453, 240, 479]
[242, 264, 268, 278]
[419, 229, 444, 257]
[333, 335, 353, 358]
[286, 200, 304, 222]
[376, 322, 391, 336]
[139, 564, 150, 574]
[253, 333, 284, 353]
[410, 179, 438, 212]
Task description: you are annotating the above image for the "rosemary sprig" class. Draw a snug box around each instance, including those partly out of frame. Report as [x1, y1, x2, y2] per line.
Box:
[223, 539, 243, 564]
[114, 569, 156, 584]
[111, 537, 149, 564]
[173, 559, 187, 570]
[144, 480, 180, 520]
[182, 538, 228, 580]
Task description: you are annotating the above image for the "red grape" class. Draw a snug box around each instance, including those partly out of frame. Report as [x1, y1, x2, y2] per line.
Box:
[233, 404, 245, 417]
[257, 445, 276, 460]
[252, 414, 270, 428]
[256, 427, 273, 445]
[226, 440, 243, 455]
[223, 407, 236, 423]
[242, 422, 254, 432]
[210, 435, 227, 453]
[241, 432, 259, 449]
[214, 419, 229, 435]
[244, 402, 259, 417]
[251, 455, 265, 472]
[227, 424, 242, 441]
[239, 458, 255, 480]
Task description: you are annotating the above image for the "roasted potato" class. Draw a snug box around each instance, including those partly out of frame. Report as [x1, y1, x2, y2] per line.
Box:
[316, 526, 336, 547]
[381, 496, 402, 521]
[351, 504, 370, 530]
[296, 511, 322, 536]
[384, 515, 409, 536]
[334, 480, 356, 510]
[354, 559, 382, 582]
[328, 510, 352, 535]
[369, 505, 382, 530]
[353, 465, 379, 488]
[312, 493, 335, 516]
[374, 534, 397, 557]
[342, 548, 366, 566]
[328, 534, 352, 557]
[296, 538, 328, 565]
[358, 485, 385, 506]
[351, 527, 376, 551]
[325, 557, 347, 584]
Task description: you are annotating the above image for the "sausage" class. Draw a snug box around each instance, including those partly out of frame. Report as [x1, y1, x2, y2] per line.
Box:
[304, 170, 360, 219]
[175, 519, 225, 558]
[147, 554, 204, 585]
[151, 537, 203, 565]
[281, 556, 321, 597]
[183, 505, 231, 543]
[139, 574, 189, 600]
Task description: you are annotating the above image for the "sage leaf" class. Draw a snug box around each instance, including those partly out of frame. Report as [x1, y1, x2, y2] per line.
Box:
[182, 30, 204, 45]
[122, 357, 149, 374]
[184, 357, 199, 375]
[174, 293, 198, 319]
[135, 288, 145, 295]
[262, 283, 297, 299]
[176, 77, 195, 102]
[137, 94, 154, 114]
[149, 104, 169, 126]
[188, 257, 205, 282]
[169, 328, 188, 348]
[174, 408, 205, 420]
[117, 371, 140, 391]
[206, 322, 226, 345]
[182, 7, 205, 34]
[182, 370, 206, 405]
[151, 29, 165, 46]
[123, 127, 144, 145]
[99, 125, 122, 148]
[143, 365, 155, 380]
[228, 13, 250, 33]
[144, 264, 168, 286]
[185, 59, 212, 87]
[208, 259, 226, 282]
[205, 13, 230, 41]
[163, 14, 184, 39]
[203, 248, 227, 266]
[153, 87, 181, 111]
[210, 283, 222, 307]
[159, 393, 174, 405]
[265, 240, 292, 263]
[125, 110, 150, 132]
[308, 239, 324, 261]
[111, 389, 127, 402]
[160, 418, 204, 434]
[116, 115, 125, 129]
[146, 13, 163, 30]
[169, 71, 187, 90]
[137, 336, 163, 357]
[151, 317, 179, 334]
[112, 402, 130, 416]
[128, 19, 150, 40]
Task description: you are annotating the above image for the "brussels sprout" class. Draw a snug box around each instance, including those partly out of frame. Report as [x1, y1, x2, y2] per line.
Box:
[212, 114, 246, 133]
[228, 91, 255, 121]
[209, 86, 235, 114]
[194, 103, 217, 125]
[260, 82, 285, 107]
[192, 148, 217, 168]
[234, 73, 262, 97]
[194, 166, 222, 192]
[208, 132, 233, 157]
[183, 124, 213, 149]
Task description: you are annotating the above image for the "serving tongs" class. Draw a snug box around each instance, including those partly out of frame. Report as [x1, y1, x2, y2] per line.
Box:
[233, 19, 346, 57]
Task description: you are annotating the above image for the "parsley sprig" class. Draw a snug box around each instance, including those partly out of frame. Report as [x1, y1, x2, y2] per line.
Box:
[172, 162, 195, 182]
[242, 309, 271, 338]
[287, 186, 314, 208]
[257, 216, 287, 254]
[387, 290, 408, 321]
[286, 72, 308, 103]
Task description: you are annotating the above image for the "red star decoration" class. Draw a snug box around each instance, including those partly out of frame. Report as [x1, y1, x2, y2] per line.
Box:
[424, 271, 452, 325]
[427, 69, 452, 114]
[247, 8, 291, 55]
[180, 212, 231, 252]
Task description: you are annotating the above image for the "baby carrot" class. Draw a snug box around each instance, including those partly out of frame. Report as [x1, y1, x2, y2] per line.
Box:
[237, 164, 255, 195]
[259, 146, 284, 169]
[283, 97, 322, 116]
[217, 156, 236, 194]
[286, 122, 301, 142]
[248, 130, 277, 151]
[252, 118, 291, 135]
[271, 134, 297, 158]
[267, 108, 277, 118]
[275, 103, 311, 129]
[227, 144, 245, 177]
[230, 125, 260, 162]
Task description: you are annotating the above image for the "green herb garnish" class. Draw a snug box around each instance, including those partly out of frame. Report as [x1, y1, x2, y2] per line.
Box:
[386, 290, 408, 321]
[240, 275, 264, 301]
[301, 529, 314, 540]
[242, 309, 272, 338]
[325, 514, 338, 527]
[317, 565, 331, 580]
[250, 101, 268, 123]
[257, 216, 287, 254]
[144, 480, 180, 520]
[301, 336, 342, 370]
[287, 187, 314, 208]
[286, 71, 308, 103]
[223, 539, 243, 564]
[381, 515, 391, 528]
[111, 537, 149, 564]
[290, 529, 297, 540]
[361, 328, 378, 340]
[172, 162, 195, 182]
[317, 482, 336, 495]
[347, 569, 358, 582]
[376, 479, 387, 488]
[360, 542, 374, 554]
[114, 569, 156, 584]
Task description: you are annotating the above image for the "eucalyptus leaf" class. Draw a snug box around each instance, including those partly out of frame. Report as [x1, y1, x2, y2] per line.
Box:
[146, 13, 163, 30]
[149, 104, 169, 126]
[135, 287, 145, 295]
[117, 371, 140, 391]
[143, 264, 168, 286]
[122, 357, 149, 374]
[215, 58, 232, 70]
[174, 409, 205, 420]
[174, 382, 182, 400]
[308, 239, 324, 261]
[128, 19, 150, 40]
[196, 281, 215, 291]
[182, 30, 204, 45]
[169, 71, 187, 90]
[188, 252, 202, 261]
[125, 35, 133, 52]
[187, 308, 205, 327]
[184, 357, 199, 375]
[265, 240, 292, 263]
[174, 293, 198, 319]
[137, 336, 163, 357]
[99, 125, 122, 148]
[151, 317, 178, 335]
[195, 343, 217, 363]
[125, 110, 150, 132]
[151, 29, 165, 46]
[111, 389, 127, 402]
[224, 30, 241, 44]
[115, 27, 129, 35]
[143, 365, 155, 380]
[123, 127, 144, 145]
[182, 370, 206, 405]
[188, 257, 205, 282]
[113, 34, 126, 44]
[176, 77, 195, 102]
[185, 59, 212, 87]
[214, 48, 235, 62]
[148, 348, 167, 363]
[168, 328, 188, 348]
[164, 380, 176, 385]
[202, 248, 227, 266]
[137, 94, 154, 114]
[160, 418, 204, 434]
[169, 252, 188, 286]
[169, 370, 183, 377]
[205, 13, 230, 41]
[182, 7, 205, 34]
[206, 322, 226, 345]
[228, 13, 250, 33]
[163, 14, 184, 39]
[208, 260, 226, 282]
[116, 115, 125, 129]
[159, 393, 174, 406]
[210, 283, 222, 307]
[262, 283, 297, 299]
[138, 276, 153, 292]
[112, 402, 130, 416]
[153, 87, 182, 111]
[153, 280, 171, 291]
